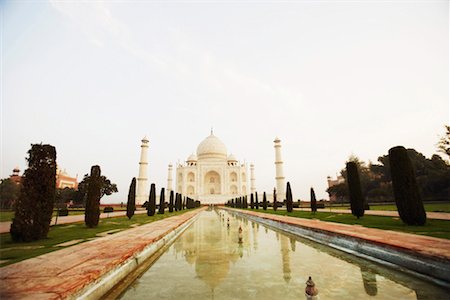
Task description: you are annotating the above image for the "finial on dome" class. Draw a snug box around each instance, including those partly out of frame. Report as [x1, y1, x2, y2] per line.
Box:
[210, 127, 214, 135]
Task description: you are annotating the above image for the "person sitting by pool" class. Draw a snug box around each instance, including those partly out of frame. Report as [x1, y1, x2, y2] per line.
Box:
[305, 276, 319, 299]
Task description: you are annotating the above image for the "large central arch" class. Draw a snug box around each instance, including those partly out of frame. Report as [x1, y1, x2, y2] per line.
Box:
[204, 170, 221, 195]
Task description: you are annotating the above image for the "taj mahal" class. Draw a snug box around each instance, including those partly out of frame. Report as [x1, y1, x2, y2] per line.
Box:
[135, 130, 285, 205]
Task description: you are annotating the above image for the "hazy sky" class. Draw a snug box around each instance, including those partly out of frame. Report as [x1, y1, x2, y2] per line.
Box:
[1, 0, 448, 203]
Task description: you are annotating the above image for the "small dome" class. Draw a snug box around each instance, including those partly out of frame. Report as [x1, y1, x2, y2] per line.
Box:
[227, 154, 237, 162]
[196, 133, 227, 160]
[187, 154, 198, 162]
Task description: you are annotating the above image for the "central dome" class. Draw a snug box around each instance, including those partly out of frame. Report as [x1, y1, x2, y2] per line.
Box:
[196, 133, 227, 160]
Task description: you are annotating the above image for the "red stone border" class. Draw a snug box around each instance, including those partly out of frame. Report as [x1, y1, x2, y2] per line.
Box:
[224, 208, 450, 261]
[0, 208, 205, 299]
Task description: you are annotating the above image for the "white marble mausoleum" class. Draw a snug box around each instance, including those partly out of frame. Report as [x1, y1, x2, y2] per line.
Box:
[175, 131, 251, 204]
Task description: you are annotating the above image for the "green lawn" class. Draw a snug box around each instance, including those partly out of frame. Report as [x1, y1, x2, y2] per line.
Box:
[0, 209, 196, 267]
[0, 208, 129, 222]
[328, 203, 450, 213]
[241, 209, 450, 240]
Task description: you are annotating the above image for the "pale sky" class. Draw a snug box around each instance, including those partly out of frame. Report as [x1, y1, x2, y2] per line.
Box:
[1, 0, 448, 203]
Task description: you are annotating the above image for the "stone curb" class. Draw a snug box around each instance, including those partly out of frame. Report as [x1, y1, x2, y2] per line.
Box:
[223, 208, 450, 288]
[70, 210, 202, 300]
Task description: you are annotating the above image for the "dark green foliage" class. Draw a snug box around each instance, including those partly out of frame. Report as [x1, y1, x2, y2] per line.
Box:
[262, 192, 267, 210]
[169, 191, 174, 212]
[177, 194, 182, 211]
[147, 183, 156, 216]
[346, 162, 365, 219]
[58, 208, 69, 216]
[103, 206, 114, 213]
[310, 188, 317, 213]
[286, 182, 293, 212]
[255, 192, 259, 209]
[250, 194, 254, 209]
[195, 200, 201, 207]
[182, 197, 186, 210]
[389, 146, 426, 225]
[158, 188, 165, 214]
[0, 178, 21, 209]
[84, 166, 102, 228]
[273, 188, 277, 211]
[76, 173, 118, 206]
[126, 178, 136, 219]
[10, 144, 57, 242]
[231, 199, 235, 208]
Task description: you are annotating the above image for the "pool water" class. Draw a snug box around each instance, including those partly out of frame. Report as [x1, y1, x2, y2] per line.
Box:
[119, 209, 449, 299]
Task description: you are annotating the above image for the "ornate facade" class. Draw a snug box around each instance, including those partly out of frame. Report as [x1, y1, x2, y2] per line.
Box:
[175, 132, 249, 204]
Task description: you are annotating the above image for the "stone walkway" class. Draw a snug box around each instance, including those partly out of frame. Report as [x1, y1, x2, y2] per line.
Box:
[224, 208, 450, 261]
[0, 210, 148, 234]
[0, 208, 204, 300]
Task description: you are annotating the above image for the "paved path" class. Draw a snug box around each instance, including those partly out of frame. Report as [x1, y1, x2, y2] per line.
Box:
[0, 208, 204, 300]
[224, 208, 450, 261]
[0, 210, 148, 234]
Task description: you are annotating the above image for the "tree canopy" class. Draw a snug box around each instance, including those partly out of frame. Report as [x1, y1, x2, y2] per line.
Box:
[76, 173, 118, 206]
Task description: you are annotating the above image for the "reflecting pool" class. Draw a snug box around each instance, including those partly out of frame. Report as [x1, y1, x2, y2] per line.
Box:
[119, 209, 449, 299]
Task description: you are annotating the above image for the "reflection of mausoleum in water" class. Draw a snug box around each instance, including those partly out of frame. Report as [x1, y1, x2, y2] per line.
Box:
[176, 131, 251, 204]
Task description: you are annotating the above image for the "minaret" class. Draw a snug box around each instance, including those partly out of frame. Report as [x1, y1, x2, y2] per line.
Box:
[250, 163, 256, 194]
[167, 164, 173, 193]
[274, 137, 285, 200]
[136, 136, 149, 205]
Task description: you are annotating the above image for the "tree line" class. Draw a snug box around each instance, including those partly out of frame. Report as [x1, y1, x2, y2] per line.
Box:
[9, 143, 200, 242]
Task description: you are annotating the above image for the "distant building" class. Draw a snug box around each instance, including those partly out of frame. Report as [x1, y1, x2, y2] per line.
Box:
[327, 175, 345, 202]
[56, 168, 78, 189]
[9, 167, 22, 185]
[8, 166, 78, 189]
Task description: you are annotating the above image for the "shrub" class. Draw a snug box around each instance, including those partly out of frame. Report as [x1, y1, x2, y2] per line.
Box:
[58, 208, 69, 216]
[148, 183, 156, 216]
[286, 182, 293, 213]
[250, 194, 254, 209]
[158, 188, 165, 214]
[262, 192, 267, 210]
[126, 178, 136, 219]
[346, 162, 365, 219]
[103, 206, 114, 213]
[10, 144, 57, 242]
[84, 165, 102, 228]
[389, 146, 426, 225]
[273, 188, 278, 211]
[310, 188, 317, 213]
[169, 191, 174, 212]
[255, 192, 259, 209]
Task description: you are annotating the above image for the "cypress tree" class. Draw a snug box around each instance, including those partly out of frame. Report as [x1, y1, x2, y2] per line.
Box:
[262, 192, 267, 210]
[286, 182, 293, 213]
[158, 188, 165, 214]
[147, 183, 156, 216]
[84, 165, 102, 228]
[182, 197, 186, 210]
[126, 178, 136, 219]
[10, 144, 57, 242]
[231, 199, 235, 208]
[389, 146, 426, 225]
[310, 187, 317, 213]
[273, 188, 277, 211]
[245, 196, 248, 208]
[169, 191, 174, 212]
[177, 194, 182, 211]
[255, 192, 259, 209]
[250, 193, 254, 209]
[346, 162, 365, 219]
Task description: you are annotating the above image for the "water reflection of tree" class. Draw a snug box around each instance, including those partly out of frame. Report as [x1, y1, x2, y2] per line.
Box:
[280, 235, 292, 283]
[360, 266, 377, 296]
